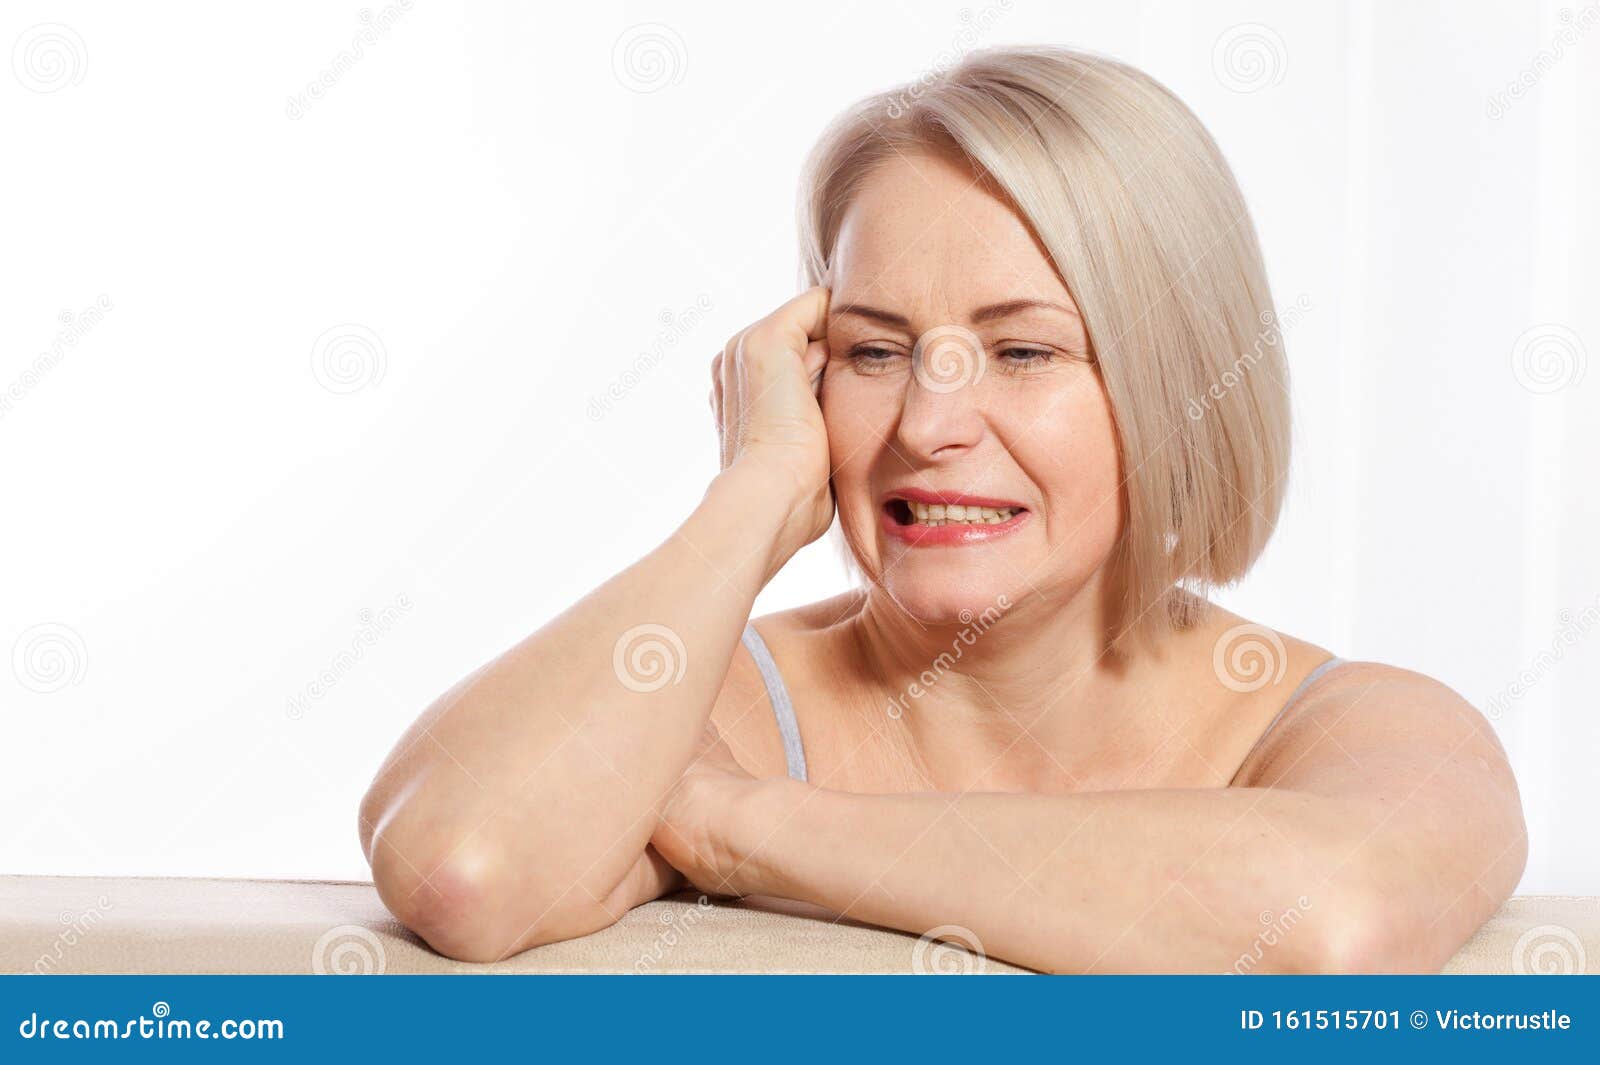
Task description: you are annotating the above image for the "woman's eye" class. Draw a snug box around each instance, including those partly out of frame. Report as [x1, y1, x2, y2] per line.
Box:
[994, 346, 1056, 371]
[846, 345, 905, 371]
[844, 342, 1075, 376]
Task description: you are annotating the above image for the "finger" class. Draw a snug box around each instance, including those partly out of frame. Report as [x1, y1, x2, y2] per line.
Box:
[709, 351, 723, 429]
[803, 338, 828, 397]
[768, 285, 831, 343]
[723, 333, 743, 397]
[721, 338, 742, 462]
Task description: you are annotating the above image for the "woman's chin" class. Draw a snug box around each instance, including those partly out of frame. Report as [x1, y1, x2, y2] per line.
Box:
[877, 574, 1019, 630]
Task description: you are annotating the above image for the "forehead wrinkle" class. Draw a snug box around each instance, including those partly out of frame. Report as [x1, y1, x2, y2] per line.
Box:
[832, 153, 1071, 330]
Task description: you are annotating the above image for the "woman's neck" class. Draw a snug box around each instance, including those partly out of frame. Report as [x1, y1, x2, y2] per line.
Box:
[837, 582, 1200, 790]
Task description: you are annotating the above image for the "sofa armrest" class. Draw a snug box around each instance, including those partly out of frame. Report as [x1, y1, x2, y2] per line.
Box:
[2, 876, 1592, 975]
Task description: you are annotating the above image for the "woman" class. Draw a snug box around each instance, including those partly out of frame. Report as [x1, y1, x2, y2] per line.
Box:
[358, 45, 1526, 973]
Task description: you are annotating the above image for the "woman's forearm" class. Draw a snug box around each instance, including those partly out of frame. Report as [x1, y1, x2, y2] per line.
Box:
[721, 780, 1410, 974]
[360, 463, 790, 960]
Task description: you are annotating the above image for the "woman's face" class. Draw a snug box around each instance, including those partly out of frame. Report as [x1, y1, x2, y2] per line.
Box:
[822, 149, 1125, 624]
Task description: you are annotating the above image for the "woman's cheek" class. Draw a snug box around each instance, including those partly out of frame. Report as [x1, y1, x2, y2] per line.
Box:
[821, 384, 881, 529]
[1055, 397, 1126, 557]
[1007, 380, 1124, 547]
[821, 380, 874, 472]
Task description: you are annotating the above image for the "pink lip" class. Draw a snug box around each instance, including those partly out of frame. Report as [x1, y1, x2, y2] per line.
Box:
[878, 487, 1031, 547]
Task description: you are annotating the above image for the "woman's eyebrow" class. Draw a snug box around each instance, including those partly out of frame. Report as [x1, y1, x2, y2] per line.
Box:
[830, 298, 1078, 328]
[831, 303, 912, 328]
[969, 298, 1079, 323]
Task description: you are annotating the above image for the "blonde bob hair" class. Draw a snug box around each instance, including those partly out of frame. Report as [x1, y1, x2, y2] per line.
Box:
[798, 44, 1292, 648]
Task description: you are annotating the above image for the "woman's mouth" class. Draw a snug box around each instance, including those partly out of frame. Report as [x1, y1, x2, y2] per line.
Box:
[879, 491, 1031, 546]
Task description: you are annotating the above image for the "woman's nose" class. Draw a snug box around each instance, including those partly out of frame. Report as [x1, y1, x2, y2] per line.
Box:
[893, 327, 987, 460]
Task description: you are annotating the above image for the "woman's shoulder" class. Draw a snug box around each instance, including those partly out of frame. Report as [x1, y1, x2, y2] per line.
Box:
[709, 590, 867, 779]
[1202, 603, 1487, 732]
[1216, 615, 1509, 791]
[1189, 604, 1339, 702]
[747, 588, 870, 640]
[1191, 606, 1507, 783]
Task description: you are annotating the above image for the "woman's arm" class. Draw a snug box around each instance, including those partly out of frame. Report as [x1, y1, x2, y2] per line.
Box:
[358, 289, 833, 962]
[669, 664, 1527, 973]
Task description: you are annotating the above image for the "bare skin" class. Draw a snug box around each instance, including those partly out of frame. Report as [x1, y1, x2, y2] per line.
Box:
[359, 149, 1526, 972]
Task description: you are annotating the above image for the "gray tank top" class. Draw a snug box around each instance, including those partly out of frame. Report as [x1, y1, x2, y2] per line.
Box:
[739, 622, 1346, 784]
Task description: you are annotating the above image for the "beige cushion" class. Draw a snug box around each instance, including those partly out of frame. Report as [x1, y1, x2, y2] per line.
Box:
[3, 875, 1594, 974]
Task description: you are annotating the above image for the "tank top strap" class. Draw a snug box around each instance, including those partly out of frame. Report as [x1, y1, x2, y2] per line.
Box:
[740, 623, 808, 782]
[1231, 656, 1351, 783]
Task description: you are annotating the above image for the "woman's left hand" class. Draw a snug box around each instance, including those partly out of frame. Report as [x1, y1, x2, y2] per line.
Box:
[651, 721, 759, 896]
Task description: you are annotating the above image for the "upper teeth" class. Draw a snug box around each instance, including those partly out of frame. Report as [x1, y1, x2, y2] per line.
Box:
[907, 502, 1018, 525]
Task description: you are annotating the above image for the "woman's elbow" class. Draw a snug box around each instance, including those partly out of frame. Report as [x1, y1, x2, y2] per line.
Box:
[357, 780, 512, 961]
[367, 829, 528, 963]
[1295, 895, 1402, 973]
[362, 796, 603, 962]
[1285, 883, 1456, 974]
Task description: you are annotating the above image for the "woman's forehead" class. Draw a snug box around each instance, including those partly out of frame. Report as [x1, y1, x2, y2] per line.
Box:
[830, 154, 1070, 314]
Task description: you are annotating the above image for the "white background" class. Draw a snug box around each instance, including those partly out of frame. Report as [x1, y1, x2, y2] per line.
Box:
[2, 0, 1596, 893]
